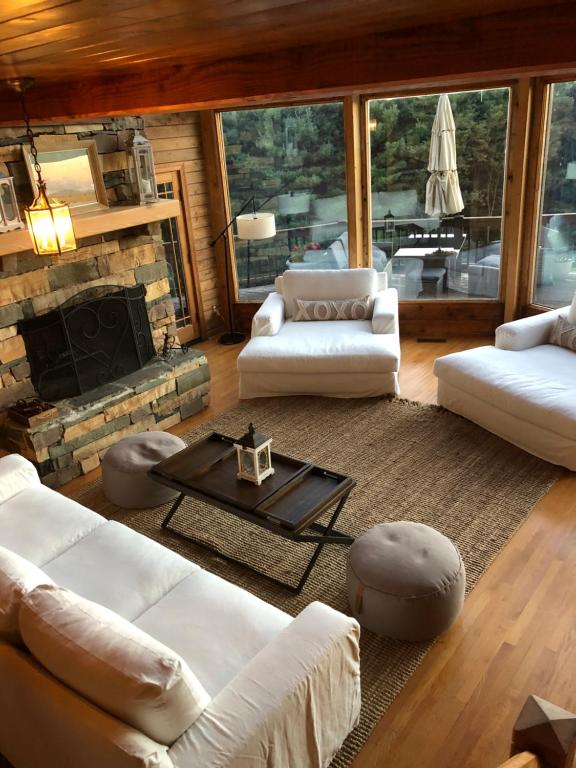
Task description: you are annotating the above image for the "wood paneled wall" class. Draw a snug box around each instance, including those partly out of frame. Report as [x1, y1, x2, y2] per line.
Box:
[143, 112, 223, 337]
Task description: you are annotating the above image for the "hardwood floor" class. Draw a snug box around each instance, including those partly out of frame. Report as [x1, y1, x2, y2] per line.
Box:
[62, 335, 576, 768]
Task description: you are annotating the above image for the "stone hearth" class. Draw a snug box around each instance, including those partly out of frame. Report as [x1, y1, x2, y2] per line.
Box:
[0, 117, 211, 487]
[1, 349, 209, 488]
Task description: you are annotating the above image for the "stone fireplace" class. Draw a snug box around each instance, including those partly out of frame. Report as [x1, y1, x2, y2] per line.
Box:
[0, 220, 210, 488]
[0, 117, 210, 487]
[20, 284, 156, 402]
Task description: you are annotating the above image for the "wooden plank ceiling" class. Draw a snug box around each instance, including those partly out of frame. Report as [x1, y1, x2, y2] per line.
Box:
[0, 0, 575, 120]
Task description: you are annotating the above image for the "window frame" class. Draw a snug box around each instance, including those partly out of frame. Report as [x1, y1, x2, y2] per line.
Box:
[206, 74, 568, 332]
[521, 76, 576, 313]
[361, 82, 515, 306]
[216, 97, 357, 304]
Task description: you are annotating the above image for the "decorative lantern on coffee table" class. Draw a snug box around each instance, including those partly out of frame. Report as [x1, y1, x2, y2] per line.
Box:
[234, 423, 274, 486]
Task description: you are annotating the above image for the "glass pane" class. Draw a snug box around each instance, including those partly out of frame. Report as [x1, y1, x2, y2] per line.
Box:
[160, 216, 190, 328]
[532, 82, 576, 307]
[222, 103, 347, 301]
[369, 88, 510, 300]
[157, 181, 174, 199]
[156, 181, 191, 328]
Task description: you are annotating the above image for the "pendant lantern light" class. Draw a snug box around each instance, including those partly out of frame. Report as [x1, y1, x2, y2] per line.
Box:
[9, 78, 76, 256]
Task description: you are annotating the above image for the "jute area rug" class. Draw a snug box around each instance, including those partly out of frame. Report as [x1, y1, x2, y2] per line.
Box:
[76, 397, 562, 767]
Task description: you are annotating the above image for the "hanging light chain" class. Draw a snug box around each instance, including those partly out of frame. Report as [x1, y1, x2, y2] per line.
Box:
[19, 88, 43, 186]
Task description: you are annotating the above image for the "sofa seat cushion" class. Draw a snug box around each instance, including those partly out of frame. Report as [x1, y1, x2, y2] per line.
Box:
[238, 320, 399, 374]
[0, 545, 54, 643]
[20, 584, 210, 746]
[434, 344, 576, 441]
[44, 521, 198, 621]
[0, 486, 105, 566]
[134, 570, 292, 698]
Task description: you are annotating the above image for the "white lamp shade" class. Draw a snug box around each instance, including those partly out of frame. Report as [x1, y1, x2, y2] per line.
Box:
[236, 212, 276, 240]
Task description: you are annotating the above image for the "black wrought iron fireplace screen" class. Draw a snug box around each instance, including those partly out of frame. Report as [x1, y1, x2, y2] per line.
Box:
[19, 284, 156, 402]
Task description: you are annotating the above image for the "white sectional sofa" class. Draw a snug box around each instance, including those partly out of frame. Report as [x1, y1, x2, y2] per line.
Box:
[0, 454, 361, 768]
[434, 305, 576, 470]
[238, 268, 400, 398]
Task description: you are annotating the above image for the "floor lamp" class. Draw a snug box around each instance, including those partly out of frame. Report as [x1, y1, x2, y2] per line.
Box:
[210, 198, 276, 345]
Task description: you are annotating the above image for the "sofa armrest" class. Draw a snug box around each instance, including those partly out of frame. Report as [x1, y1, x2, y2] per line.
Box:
[251, 292, 285, 337]
[495, 307, 567, 351]
[372, 288, 398, 335]
[0, 454, 40, 505]
[169, 601, 361, 768]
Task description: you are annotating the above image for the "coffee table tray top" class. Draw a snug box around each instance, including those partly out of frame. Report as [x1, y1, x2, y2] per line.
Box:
[150, 431, 354, 532]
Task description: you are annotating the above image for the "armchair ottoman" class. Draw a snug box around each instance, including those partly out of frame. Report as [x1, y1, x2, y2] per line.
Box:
[238, 268, 400, 398]
[433, 304, 576, 470]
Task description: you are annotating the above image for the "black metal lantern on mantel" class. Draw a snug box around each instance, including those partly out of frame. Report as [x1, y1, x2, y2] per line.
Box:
[234, 423, 274, 486]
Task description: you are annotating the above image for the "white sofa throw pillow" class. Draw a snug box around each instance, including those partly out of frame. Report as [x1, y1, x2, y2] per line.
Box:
[20, 584, 210, 745]
[293, 296, 373, 321]
[549, 313, 576, 351]
[0, 545, 54, 643]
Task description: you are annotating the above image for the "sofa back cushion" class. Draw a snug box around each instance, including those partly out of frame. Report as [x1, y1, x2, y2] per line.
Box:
[20, 584, 210, 746]
[279, 268, 378, 318]
[0, 545, 53, 643]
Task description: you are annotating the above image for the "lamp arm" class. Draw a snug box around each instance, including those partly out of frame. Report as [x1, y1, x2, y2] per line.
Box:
[210, 195, 257, 247]
[209, 181, 296, 247]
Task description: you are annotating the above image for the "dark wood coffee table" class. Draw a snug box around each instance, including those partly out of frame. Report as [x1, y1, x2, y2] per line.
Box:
[149, 431, 356, 592]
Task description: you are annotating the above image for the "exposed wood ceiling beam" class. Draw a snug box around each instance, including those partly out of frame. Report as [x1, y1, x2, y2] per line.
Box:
[0, 3, 575, 121]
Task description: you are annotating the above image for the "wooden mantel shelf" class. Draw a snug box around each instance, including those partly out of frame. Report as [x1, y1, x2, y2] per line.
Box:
[0, 199, 181, 258]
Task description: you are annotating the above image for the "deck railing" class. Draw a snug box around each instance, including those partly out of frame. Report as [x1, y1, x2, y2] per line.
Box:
[233, 214, 505, 289]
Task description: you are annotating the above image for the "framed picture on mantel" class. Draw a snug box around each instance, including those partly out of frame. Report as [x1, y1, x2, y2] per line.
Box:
[23, 138, 108, 213]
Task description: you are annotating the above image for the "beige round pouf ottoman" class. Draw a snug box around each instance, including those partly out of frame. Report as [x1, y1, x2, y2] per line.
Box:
[102, 431, 186, 509]
[346, 521, 465, 641]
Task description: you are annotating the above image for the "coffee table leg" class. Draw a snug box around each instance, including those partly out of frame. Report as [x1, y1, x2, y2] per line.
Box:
[161, 493, 185, 529]
[160, 491, 352, 594]
[294, 494, 351, 594]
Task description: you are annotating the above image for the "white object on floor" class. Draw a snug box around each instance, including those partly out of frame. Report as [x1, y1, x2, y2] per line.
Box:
[238, 268, 400, 398]
[0, 453, 361, 768]
[102, 431, 186, 509]
[433, 304, 576, 470]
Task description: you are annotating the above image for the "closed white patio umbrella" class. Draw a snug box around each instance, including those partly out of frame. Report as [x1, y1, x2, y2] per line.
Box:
[425, 94, 464, 217]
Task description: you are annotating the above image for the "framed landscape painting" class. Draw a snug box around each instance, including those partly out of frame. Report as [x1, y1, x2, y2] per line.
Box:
[23, 139, 107, 212]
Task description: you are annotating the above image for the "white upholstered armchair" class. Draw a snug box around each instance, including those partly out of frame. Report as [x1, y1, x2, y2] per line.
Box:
[237, 268, 400, 398]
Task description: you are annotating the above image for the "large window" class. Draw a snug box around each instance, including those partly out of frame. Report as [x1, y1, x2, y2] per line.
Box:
[221, 103, 347, 300]
[369, 88, 510, 300]
[532, 81, 576, 307]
